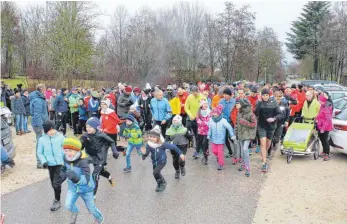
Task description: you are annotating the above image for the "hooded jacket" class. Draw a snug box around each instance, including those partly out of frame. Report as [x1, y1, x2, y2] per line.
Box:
[117, 93, 133, 118]
[11, 96, 25, 115]
[143, 142, 183, 166]
[166, 125, 193, 146]
[235, 106, 257, 141]
[196, 109, 211, 135]
[80, 130, 118, 165]
[316, 101, 333, 132]
[29, 91, 48, 127]
[123, 123, 143, 146]
[54, 93, 68, 113]
[22, 95, 30, 115]
[37, 132, 65, 166]
[208, 117, 235, 144]
[69, 94, 81, 113]
[150, 97, 172, 122]
[302, 99, 320, 121]
[100, 108, 121, 134]
[63, 151, 95, 193]
[78, 104, 88, 121]
[219, 98, 236, 123]
[169, 96, 181, 115]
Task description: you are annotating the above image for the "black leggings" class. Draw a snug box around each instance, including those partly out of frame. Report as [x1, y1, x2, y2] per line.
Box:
[48, 165, 63, 201]
[225, 130, 232, 155]
[171, 145, 187, 171]
[153, 163, 166, 182]
[92, 164, 111, 195]
[71, 112, 79, 135]
[197, 135, 209, 156]
[318, 131, 330, 155]
[55, 112, 68, 135]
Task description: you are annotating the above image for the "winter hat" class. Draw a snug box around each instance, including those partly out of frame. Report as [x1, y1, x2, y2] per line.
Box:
[200, 99, 208, 108]
[43, 120, 55, 133]
[211, 105, 223, 116]
[61, 88, 67, 93]
[92, 91, 99, 98]
[101, 98, 111, 108]
[149, 125, 164, 143]
[63, 137, 82, 151]
[172, 115, 183, 125]
[251, 86, 258, 93]
[223, 87, 233, 96]
[145, 83, 151, 90]
[239, 99, 251, 108]
[133, 87, 141, 93]
[126, 115, 136, 123]
[86, 117, 100, 130]
[261, 88, 270, 95]
[167, 85, 173, 91]
[71, 87, 78, 91]
[291, 84, 297, 89]
[125, 86, 132, 93]
[319, 94, 328, 103]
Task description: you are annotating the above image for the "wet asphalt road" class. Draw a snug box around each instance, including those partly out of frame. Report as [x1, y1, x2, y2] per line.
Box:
[1, 150, 265, 224]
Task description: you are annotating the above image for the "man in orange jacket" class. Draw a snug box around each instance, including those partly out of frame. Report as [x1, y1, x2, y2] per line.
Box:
[177, 87, 189, 126]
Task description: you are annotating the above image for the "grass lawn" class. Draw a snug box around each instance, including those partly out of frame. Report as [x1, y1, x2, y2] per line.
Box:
[1, 77, 28, 88]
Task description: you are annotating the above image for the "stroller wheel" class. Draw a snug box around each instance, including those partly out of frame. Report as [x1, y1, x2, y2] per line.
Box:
[313, 140, 319, 160]
[287, 154, 293, 164]
[280, 150, 284, 155]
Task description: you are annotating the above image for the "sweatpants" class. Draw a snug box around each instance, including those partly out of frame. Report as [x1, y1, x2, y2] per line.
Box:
[240, 140, 251, 170]
[225, 130, 233, 155]
[186, 119, 198, 148]
[92, 164, 111, 195]
[78, 119, 87, 134]
[171, 144, 187, 171]
[48, 165, 63, 201]
[55, 112, 68, 135]
[197, 135, 209, 156]
[71, 112, 79, 135]
[318, 131, 330, 155]
[212, 143, 224, 166]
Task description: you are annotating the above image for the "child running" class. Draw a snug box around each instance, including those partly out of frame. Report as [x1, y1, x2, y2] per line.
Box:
[141, 126, 185, 192]
[196, 99, 211, 165]
[208, 105, 236, 170]
[123, 115, 143, 173]
[61, 137, 104, 224]
[37, 120, 65, 211]
[165, 115, 193, 179]
[235, 99, 257, 177]
[80, 117, 119, 195]
[78, 98, 88, 134]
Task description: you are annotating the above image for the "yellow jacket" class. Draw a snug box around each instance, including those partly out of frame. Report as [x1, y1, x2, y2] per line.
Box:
[169, 97, 181, 115]
[302, 99, 320, 120]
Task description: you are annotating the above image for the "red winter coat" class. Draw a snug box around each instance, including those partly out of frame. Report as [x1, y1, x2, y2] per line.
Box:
[290, 90, 300, 116]
[178, 92, 189, 114]
[84, 96, 91, 110]
[100, 108, 121, 134]
[247, 95, 258, 112]
[297, 90, 306, 112]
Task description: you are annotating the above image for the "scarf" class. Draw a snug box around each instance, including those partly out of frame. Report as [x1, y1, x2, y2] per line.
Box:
[65, 151, 81, 162]
[148, 141, 162, 149]
[212, 115, 223, 122]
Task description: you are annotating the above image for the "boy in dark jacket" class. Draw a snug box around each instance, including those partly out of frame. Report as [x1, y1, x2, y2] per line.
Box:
[165, 115, 193, 179]
[61, 137, 104, 224]
[22, 89, 31, 133]
[54, 88, 69, 135]
[11, 89, 25, 135]
[78, 98, 88, 134]
[141, 126, 185, 192]
[80, 117, 119, 195]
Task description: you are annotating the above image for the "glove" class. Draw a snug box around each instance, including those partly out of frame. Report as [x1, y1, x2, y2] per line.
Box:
[113, 153, 119, 159]
[43, 162, 48, 169]
[230, 135, 237, 141]
[66, 170, 80, 184]
[267, 118, 275, 123]
[58, 112, 62, 116]
[125, 102, 132, 107]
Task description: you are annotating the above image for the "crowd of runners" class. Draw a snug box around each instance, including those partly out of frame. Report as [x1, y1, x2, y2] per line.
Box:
[2, 80, 334, 224]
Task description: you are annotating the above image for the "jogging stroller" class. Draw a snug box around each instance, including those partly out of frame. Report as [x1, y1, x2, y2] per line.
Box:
[281, 117, 320, 163]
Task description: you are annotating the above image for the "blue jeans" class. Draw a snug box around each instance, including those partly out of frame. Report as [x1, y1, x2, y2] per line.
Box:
[23, 115, 29, 132]
[240, 140, 251, 170]
[65, 191, 103, 222]
[15, 114, 23, 132]
[125, 143, 141, 168]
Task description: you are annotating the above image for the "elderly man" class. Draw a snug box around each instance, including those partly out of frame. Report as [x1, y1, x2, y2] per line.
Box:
[150, 90, 172, 137]
[29, 83, 49, 168]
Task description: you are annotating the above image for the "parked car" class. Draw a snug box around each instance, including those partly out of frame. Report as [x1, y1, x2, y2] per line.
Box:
[313, 84, 346, 91]
[0, 106, 13, 126]
[327, 91, 347, 101]
[329, 109, 347, 155]
[301, 80, 337, 86]
[333, 97, 347, 116]
[0, 118, 15, 160]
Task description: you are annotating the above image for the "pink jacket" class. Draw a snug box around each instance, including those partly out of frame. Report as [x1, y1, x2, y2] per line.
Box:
[196, 114, 211, 136]
[316, 102, 333, 132]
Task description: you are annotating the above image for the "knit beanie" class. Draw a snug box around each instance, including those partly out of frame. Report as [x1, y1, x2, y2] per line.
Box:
[261, 88, 270, 95]
[101, 98, 111, 108]
[92, 91, 99, 98]
[126, 115, 136, 123]
[211, 104, 223, 116]
[223, 87, 233, 96]
[63, 138, 82, 151]
[149, 125, 162, 139]
[291, 84, 297, 89]
[61, 88, 67, 93]
[125, 86, 132, 93]
[251, 86, 258, 93]
[43, 120, 55, 133]
[133, 87, 141, 93]
[172, 115, 183, 125]
[86, 117, 100, 130]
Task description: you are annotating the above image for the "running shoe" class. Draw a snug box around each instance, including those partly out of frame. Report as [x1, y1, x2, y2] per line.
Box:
[249, 148, 253, 155]
[245, 169, 251, 177]
[261, 163, 268, 172]
[255, 146, 260, 153]
[123, 167, 132, 173]
[232, 158, 237, 165]
[108, 178, 116, 187]
[192, 151, 199, 159]
[238, 165, 245, 171]
[323, 155, 330, 161]
[217, 164, 223, 170]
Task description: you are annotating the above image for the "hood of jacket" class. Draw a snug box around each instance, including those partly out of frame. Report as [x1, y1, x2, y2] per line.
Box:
[29, 90, 45, 101]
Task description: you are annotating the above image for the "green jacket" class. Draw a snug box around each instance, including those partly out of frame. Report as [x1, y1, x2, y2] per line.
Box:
[123, 123, 143, 146]
[302, 99, 320, 121]
[69, 94, 81, 113]
[235, 106, 257, 141]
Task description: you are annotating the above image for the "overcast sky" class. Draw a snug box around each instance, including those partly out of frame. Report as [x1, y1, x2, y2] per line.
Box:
[16, 0, 308, 62]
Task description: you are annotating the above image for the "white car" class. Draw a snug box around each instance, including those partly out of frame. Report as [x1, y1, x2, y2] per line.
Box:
[329, 109, 347, 154]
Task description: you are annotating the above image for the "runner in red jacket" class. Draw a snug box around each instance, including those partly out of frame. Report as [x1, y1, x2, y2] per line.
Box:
[100, 99, 121, 144]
